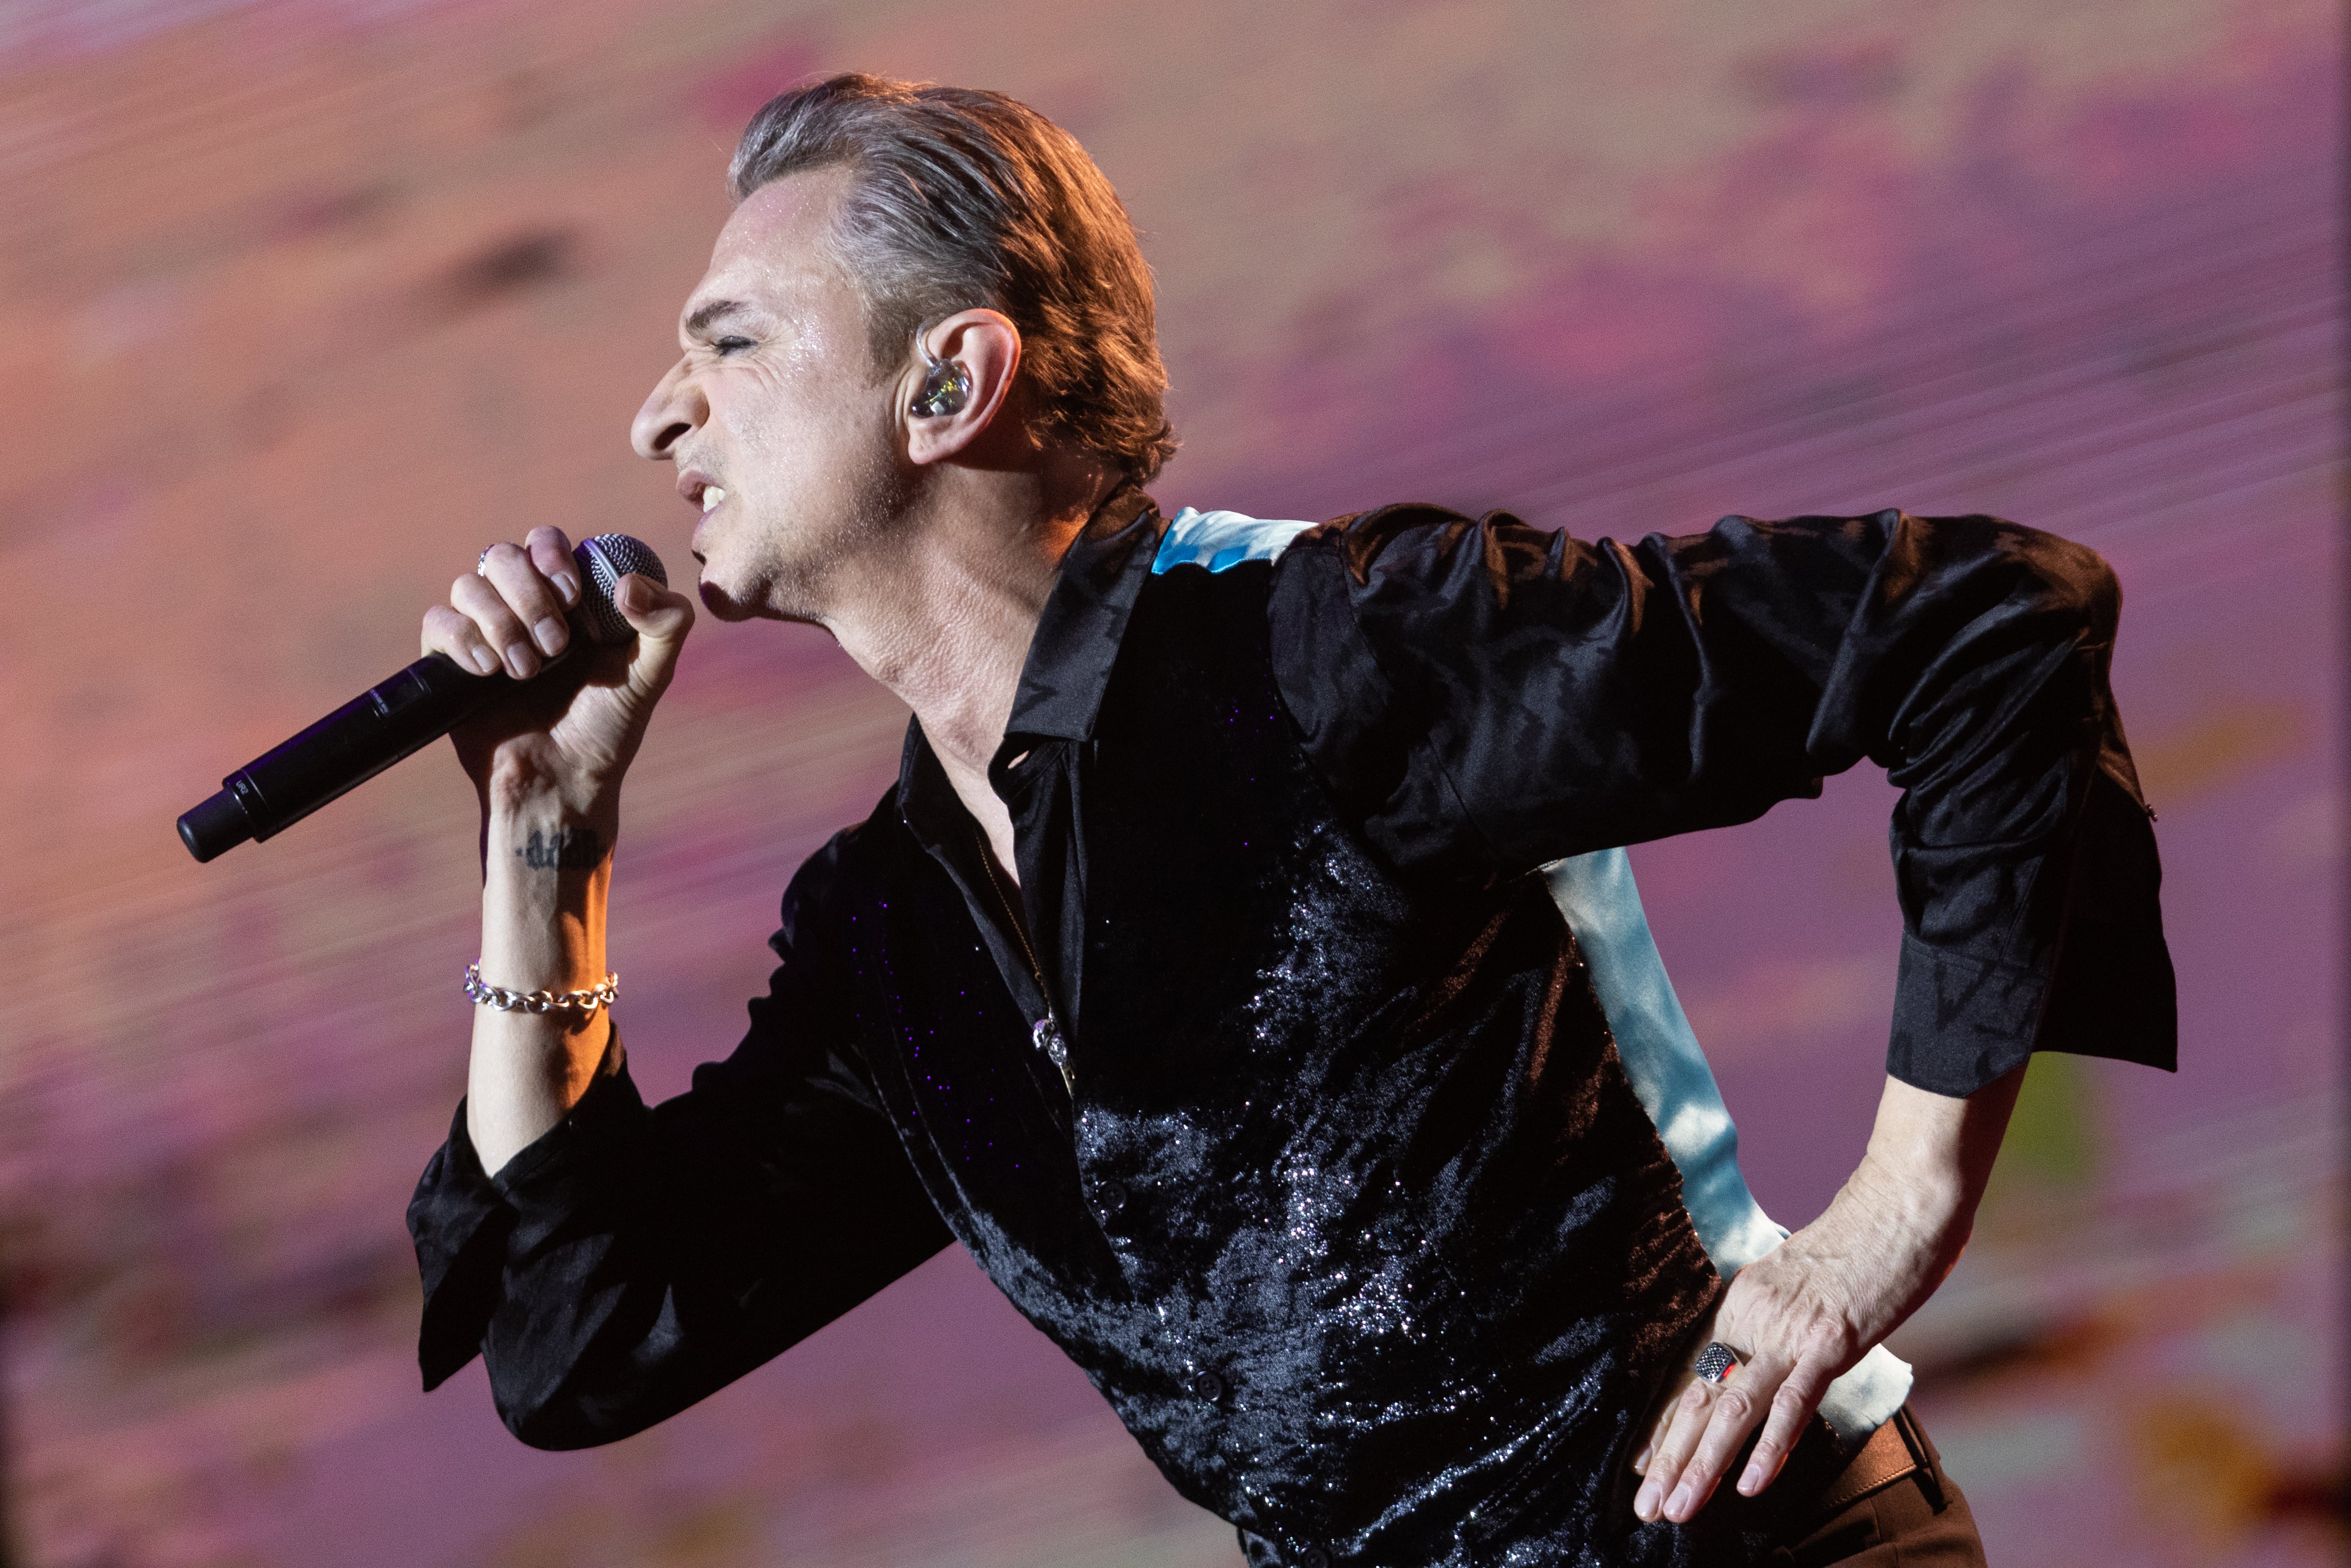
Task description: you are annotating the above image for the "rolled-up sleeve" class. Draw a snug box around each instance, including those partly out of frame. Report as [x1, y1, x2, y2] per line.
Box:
[405, 829, 955, 1448]
[1269, 504, 2176, 1095]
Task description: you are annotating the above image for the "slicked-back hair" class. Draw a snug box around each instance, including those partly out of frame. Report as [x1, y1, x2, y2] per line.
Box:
[731, 73, 1177, 484]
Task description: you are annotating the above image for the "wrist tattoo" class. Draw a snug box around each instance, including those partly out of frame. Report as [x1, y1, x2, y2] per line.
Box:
[516, 826, 603, 871]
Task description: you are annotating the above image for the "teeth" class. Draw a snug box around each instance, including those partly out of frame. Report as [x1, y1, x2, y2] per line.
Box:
[701, 486, 726, 513]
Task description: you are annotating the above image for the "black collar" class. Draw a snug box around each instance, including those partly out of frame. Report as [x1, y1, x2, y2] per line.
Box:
[891, 484, 1164, 827]
[997, 484, 1162, 751]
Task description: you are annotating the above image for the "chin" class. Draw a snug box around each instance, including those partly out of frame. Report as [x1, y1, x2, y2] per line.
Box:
[694, 572, 759, 622]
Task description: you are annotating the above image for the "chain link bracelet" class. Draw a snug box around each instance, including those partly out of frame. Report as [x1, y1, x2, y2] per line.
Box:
[463, 963, 619, 1015]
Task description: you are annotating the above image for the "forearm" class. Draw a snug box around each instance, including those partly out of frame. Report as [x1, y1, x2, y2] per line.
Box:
[1815, 1065, 2026, 1339]
[467, 781, 619, 1174]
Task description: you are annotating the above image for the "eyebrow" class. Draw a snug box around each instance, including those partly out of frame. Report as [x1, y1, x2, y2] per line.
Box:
[683, 299, 752, 335]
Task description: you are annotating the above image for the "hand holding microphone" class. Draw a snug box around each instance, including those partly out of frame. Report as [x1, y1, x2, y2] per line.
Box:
[178, 526, 695, 861]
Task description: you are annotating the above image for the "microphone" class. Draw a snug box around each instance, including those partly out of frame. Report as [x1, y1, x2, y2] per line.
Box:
[177, 534, 666, 863]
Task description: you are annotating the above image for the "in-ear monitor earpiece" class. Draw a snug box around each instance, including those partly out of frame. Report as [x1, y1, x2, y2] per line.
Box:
[910, 349, 972, 418]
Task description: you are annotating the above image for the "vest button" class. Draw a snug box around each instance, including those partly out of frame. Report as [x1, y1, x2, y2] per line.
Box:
[1293, 1547, 1330, 1568]
[1190, 1369, 1227, 1403]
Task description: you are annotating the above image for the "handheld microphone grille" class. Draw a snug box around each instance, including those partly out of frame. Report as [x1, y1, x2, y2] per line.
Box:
[573, 533, 668, 643]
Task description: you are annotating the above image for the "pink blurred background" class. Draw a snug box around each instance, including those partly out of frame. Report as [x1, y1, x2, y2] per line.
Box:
[1, 2, 2341, 1564]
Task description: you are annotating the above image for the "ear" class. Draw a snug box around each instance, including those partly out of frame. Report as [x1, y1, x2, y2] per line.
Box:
[901, 308, 1023, 466]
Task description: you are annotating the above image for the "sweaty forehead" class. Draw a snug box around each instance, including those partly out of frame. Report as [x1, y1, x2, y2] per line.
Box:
[686, 168, 855, 325]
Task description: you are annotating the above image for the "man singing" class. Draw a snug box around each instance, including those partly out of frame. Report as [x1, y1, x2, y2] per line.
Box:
[407, 74, 2175, 1566]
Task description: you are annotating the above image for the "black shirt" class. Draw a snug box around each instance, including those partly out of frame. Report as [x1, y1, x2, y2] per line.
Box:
[409, 491, 2172, 1566]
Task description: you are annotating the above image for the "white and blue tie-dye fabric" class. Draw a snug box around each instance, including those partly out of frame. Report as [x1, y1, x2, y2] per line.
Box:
[1151, 505, 1316, 574]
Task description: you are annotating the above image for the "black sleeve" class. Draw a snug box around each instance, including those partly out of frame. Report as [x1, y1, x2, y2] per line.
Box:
[405, 828, 955, 1449]
[1268, 504, 2176, 1096]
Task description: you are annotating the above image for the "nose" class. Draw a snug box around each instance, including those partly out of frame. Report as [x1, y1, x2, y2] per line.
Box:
[631, 359, 705, 461]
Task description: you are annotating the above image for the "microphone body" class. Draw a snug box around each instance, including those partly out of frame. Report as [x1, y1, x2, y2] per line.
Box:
[178, 533, 665, 863]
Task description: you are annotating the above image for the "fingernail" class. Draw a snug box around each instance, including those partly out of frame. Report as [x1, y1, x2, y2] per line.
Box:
[554, 572, 579, 606]
[1632, 1446, 1650, 1474]
[505, 643, 538, 678]
[1667, 1483, 1694, 1518]
[470, 646, 499, 675]
[617, 576, 643, 614]
[1738, 1463, 1763, 1496]
[1634, 1480, 1658, 1520]
[534, 616, 568, 656]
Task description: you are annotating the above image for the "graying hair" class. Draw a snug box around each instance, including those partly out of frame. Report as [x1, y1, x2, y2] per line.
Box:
[730, 73, 1178, 484]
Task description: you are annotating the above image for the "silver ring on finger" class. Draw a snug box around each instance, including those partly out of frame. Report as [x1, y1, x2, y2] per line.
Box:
[1693, 1342, 1744, 1384]
[477, 546, 497, 574]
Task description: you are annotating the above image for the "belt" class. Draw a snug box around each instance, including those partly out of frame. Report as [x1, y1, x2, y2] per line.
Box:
[1811, 1404, 1945, 1518]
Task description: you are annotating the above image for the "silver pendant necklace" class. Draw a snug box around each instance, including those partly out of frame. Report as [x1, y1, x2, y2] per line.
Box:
[973, 823, 1073, 1094]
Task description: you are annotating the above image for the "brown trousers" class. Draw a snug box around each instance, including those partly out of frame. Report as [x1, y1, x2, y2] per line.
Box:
[1234, 1405, 1986, 1565]
[1774, 1406, 1988, 1567]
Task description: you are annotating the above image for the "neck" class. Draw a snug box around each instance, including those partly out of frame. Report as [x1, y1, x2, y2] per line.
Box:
[820, 454, 1114, 785]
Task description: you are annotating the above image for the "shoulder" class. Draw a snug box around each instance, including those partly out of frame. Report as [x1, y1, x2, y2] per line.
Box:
[1296, 502, 1487, 583]
[1140, 499, 1529, 663]
[1263, 504, 1600, 618]
[1133, 504, 1339, 656]
[771, 786, 911, 962]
